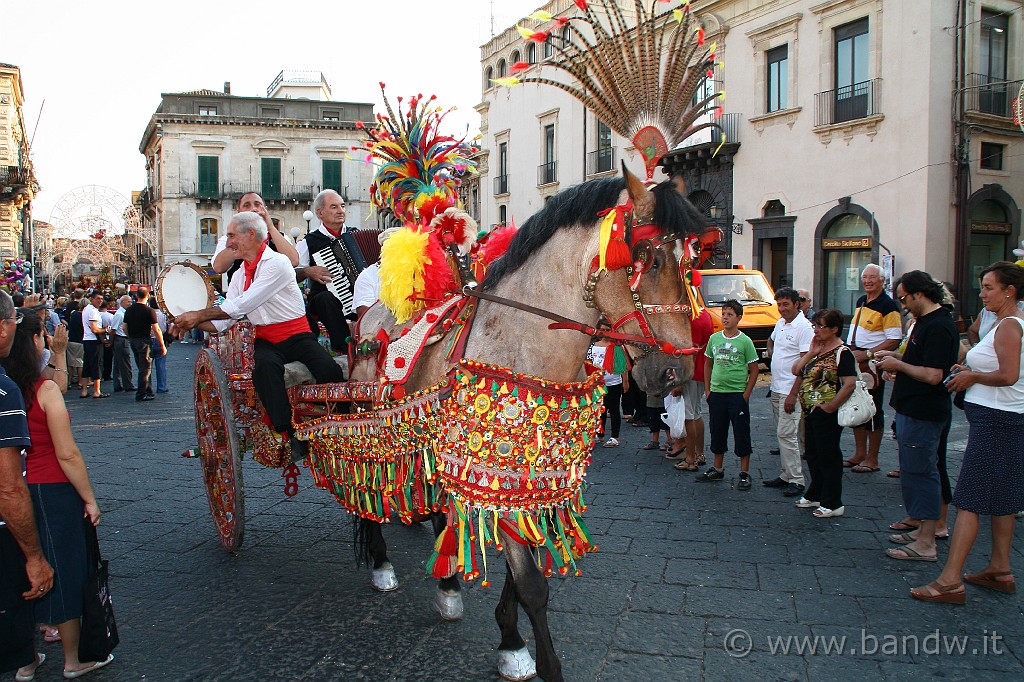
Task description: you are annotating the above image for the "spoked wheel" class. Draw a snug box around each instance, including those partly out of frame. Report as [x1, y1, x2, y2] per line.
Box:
[194, 348, 245, 552]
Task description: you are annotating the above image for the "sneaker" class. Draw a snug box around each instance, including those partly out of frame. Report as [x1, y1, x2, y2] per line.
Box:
[737, 472, 752, 491]
[795, 497, 819, 508]
[782, 482, 805, 497]
[813, 506, 845, 518]
[695, 467, 724, 482]
[762, 477, 786, 488]
[603, 438, 619, 447]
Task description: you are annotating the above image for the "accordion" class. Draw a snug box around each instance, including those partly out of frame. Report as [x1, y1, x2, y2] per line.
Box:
[311, 230, 381, 316]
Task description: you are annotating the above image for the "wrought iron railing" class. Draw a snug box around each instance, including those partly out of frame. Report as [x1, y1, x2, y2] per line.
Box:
[0, 165, 31, 187]
[814, 78, 880, 126]
[537, 161, 557, 186]
[494, 174, 509, 195]
[965, 73, 1023, 118]
[676, 112, 742, 149]
[587, 148, 617, 175]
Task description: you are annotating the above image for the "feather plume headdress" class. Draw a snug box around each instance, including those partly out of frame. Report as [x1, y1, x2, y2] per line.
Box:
[362, 86, 480, 322]
[500, 0, 724, 181]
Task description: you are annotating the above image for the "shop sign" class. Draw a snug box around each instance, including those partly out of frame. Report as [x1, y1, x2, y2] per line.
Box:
[971, 222, 1011, 234]
[822, 237, 872, 249]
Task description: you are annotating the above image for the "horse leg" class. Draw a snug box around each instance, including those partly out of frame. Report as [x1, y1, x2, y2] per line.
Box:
[501, 531, 561, 682]
[356, 518, 399, 592]
[430, 511, 464, 620]
[496, 559, 536, 681]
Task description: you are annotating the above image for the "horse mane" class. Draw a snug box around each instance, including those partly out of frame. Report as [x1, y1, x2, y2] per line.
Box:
[482, 176, 713, 290]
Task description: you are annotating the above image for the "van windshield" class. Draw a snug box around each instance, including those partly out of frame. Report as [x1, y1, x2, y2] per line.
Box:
[701, 274, 774, 306]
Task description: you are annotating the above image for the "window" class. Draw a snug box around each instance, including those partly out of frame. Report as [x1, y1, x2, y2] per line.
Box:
[497, 59, 507, 78]
[261, 157, 281, 199]
[197, 156, 219, 198]
[594, 120, 614, 173]
[495, 142, 509, 195]
[198, 105, 217, 116]
[543, 38, 553, 59]
[322, 110, 340, 121]
[199, 218, 218, 253]
[767, 45, 789, 112]
[498, 205, 507, 225]
[979, 10, 1009, 114]
[561, 25, 571, 46]
[261, 107, 281, 118]
[539, 124, 557, 185]
[511, 50, 521, 66]
[834, 19, 869, 122]
[484, 66, 493, 90]
[980, 142, 1005, 170]
[527, 43, 536, 64]
[322, 159, 342, 193]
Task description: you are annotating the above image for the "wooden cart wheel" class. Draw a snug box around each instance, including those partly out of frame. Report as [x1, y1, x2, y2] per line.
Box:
[194, 347, 245, 552]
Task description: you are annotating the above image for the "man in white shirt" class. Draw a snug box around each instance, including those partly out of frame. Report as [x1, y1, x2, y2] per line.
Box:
[110, 295, 134, 393]
[99, 297, 115, 381]
[295, 190, 357, 352]
[173, 212, 344, 462]
[763, 287, 813, 497]
[352, 227, 399, 317]
[211, 191, 299, 289]
[80, 292, 108, 398]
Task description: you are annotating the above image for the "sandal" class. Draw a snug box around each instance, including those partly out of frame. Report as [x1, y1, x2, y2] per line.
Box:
[41, 625, 61, 643]
[850, 465, 880, 473]
[911, 581, 965, 604]
[964, 570, 1016, 594]
[696, 454, 706, 465]
[889, 520, 920, 531]
[664, 449, 687, 460]
[842, 458, 864, 468]
[674, 460, 698, 471]
[642, 441, 659, 450]
[886, 470, 901, 478]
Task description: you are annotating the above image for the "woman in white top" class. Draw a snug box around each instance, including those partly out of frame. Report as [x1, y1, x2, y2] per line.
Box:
[586, 320, 629, 447]
[912, 262, 1024, 604]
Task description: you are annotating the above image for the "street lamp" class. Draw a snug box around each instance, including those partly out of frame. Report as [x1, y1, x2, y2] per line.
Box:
[302, 210, 315, 235]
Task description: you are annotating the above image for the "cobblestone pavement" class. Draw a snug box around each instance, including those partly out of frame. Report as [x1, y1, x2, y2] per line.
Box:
[25, 343, 1023, 681]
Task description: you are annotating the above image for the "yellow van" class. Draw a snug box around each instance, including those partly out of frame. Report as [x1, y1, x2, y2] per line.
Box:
[695, 268, 781, 358]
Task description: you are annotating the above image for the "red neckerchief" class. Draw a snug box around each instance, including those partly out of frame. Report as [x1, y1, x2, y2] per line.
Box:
[324, 224, 343, 239]
[243, 242, 269, 291]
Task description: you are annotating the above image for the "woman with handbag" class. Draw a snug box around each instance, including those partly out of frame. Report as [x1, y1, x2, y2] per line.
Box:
[791, 309, 858, 518]
[0, 312, 114, 680]
[912, 262, 1024, 604]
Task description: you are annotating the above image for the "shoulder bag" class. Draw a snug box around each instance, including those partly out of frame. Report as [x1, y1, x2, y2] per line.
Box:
[835, 346, 876, 428]
[850, 305, 879, 389]
[79, 520, 119, 662]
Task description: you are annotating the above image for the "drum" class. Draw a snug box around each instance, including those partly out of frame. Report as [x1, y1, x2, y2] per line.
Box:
[155, 261, 216, 322]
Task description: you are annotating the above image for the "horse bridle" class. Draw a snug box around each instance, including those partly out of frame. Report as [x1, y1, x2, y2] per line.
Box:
[463, 200, 700, 359]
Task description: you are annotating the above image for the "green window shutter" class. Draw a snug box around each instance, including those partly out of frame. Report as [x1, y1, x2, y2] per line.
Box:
[261, 158, 282, 199]
[197, 156, 219, 198]
[322, 159, 342, 193]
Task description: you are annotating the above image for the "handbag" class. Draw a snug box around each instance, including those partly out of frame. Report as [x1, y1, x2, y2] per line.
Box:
[849, 306, 879, 389]
[835, 347, 876, 428]
[79, 521, 119, 663]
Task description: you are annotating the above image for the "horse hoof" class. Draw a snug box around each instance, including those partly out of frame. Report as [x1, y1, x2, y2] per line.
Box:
[370, 562, 399, 592]
[497, 647, 537, 681]
[432, 587, 464, 621]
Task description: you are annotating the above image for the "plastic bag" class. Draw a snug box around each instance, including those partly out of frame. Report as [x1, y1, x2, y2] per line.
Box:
[662, 394, 686, 439]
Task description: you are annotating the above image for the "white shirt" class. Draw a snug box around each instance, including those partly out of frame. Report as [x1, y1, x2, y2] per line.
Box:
[977, 301, 1024, 340]
[353, 263, 380, 310]
[965, 316, 1024, 412]
[100, 310, 114, 332]
[81, 303, 101, 341]
[111, 306, 129, 337]
[212, 234, 229, 264]
[212, 246, 307, 333]
[769, 312, 813, 395]
[296, 224, 353, 268]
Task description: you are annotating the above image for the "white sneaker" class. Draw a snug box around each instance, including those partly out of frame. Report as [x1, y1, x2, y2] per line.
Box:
[603, 437, 619, 447]
[795, 497, 820, 508]
[813, 506, 845, 518]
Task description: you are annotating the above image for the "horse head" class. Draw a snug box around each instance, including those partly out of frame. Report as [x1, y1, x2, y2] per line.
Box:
[590, 166, 713, 397]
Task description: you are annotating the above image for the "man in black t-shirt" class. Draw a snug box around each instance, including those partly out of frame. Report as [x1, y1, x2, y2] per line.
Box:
[875, 271, 959, 563]
[124, 287, 165, 401]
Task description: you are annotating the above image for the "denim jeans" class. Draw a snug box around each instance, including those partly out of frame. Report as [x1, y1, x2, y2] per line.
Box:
[895, 412, 946, 521]
[150, 338, 167, 392]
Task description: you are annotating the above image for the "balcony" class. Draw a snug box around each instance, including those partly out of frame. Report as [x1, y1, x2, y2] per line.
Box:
[0, 165, 33, 200]
[587, 147, 617, 175]
[180, 181, 224, 200]
[676, 112, 743, 149]
[965, 73, 1023, 119]
[537, 161, 557, 186]
[493, 174, 509, 196]
[814, 79, 880, 127]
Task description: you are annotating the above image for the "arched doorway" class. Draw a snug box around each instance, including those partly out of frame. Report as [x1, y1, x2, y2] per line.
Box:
[965, 185, 1021, 318]
[814, 198, 879, 317]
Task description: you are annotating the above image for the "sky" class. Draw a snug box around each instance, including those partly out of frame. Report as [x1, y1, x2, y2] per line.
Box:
[6, 0, 545, 225]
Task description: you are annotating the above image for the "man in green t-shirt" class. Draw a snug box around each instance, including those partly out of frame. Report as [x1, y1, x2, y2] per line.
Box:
[697, 300, 759, 489]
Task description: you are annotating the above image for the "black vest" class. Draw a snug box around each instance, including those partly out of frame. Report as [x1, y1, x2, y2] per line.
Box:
[303, 229, 346, 296]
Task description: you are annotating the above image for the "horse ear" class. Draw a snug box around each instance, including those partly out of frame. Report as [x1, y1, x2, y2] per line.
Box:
[672, 174, 686, 195]
[621, 162, 655, 216]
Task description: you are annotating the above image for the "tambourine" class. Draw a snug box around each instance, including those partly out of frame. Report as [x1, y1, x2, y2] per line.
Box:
[155, 261, 216, 323]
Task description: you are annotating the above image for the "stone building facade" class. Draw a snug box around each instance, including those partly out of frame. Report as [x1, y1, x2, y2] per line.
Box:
[137, 72, 376, 272]
[0, 63, 37, 261]
[476, 0, 1023, 318]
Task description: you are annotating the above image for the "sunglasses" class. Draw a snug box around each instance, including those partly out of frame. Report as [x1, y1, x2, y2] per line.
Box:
[4, 312, 23, 325]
